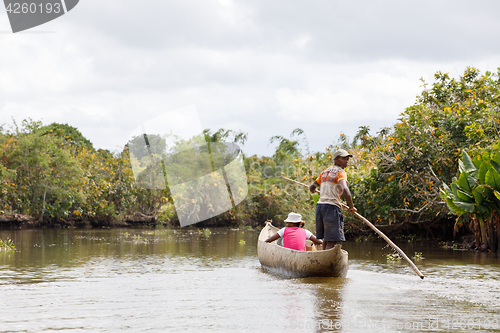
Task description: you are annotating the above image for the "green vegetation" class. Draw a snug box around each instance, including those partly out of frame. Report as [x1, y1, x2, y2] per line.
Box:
[0, 238, 15, 251]
[348, 67, 500, 228]
[259, 67, 500, 242]
[0, 119, 162, 225]
[0, 67, 499, 247]
[386, 252, 402, 261]
[440, 147, 500, 251]
[413, 252, 424, 260]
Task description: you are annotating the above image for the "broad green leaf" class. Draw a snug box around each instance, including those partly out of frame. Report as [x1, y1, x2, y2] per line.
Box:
[491, 194, 500, 213]
[456, 172, 471, 193]
[491, 159, 500, 175]
[449, 183, 463, 201]
[485, 167, 500, 190]
[495, 190, 500, 201]
[454, 201, 475, 213]
[467, 175, 478, 188]
[439, 186, 450, 200]
[439, 190, 447, 201]
[472, 154, 482, 169]
[473, 185, 492, 206]
[312, 192, 320, 205]
[456, 188, 474, 202]
[461, 150, 478, 177]
[445, 198, 466, 215]
[440, 183, 456, 199]
[482, 151, 491, 163]
[491, 152, 500, 168]
[477, 205, 489, 216]
[451, 183, 458, 194]
[478, 160, 489, 184]
[458, 159, 466, 174]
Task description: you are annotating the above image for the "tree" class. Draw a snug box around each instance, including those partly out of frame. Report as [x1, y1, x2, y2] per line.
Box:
[39, 122, 94, 151]
[350, 67, 500, 228]
[0, 119, 84, 219]
[269, 128, 305, 163]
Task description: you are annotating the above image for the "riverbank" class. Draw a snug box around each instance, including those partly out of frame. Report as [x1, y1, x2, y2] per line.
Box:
[0, 213, 158, 229]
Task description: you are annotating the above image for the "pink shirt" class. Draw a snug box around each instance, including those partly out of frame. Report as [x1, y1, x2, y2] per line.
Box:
[277, 227, 313, 251]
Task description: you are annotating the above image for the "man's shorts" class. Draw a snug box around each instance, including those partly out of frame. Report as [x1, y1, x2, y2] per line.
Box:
[315, 203, 345, 242]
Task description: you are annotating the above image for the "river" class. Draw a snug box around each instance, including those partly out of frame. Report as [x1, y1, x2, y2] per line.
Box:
[0, 228, 499, 332]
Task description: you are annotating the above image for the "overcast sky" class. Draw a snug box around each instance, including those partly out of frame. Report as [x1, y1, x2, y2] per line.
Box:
[1, 0, 500, 157]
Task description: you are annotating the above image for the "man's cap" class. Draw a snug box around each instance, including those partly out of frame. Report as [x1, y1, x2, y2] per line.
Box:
[284, 212, 302, 223]
[333, 149, 353, 159]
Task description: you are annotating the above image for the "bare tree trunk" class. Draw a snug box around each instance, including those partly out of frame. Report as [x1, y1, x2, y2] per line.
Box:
[488, 219, 496, 252]
[496, 214, 500, 254]
[473, 218, 481, 247]
[40, 188, 47, 222]
[479, 216, 489, 249]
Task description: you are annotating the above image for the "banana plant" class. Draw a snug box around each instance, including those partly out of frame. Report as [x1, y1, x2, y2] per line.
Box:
[440, 149, 500, 250]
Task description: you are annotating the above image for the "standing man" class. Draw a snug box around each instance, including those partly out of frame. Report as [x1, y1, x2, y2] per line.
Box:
[309, 149, 357, 250]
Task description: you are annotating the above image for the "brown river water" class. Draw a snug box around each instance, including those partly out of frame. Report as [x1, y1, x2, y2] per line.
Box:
[0, 228, 499, 332]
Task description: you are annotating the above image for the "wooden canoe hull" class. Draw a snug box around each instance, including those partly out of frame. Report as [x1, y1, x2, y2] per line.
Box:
[258, 222, 348, 278]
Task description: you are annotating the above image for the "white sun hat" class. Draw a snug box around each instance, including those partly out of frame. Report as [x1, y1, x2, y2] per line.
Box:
[284, 212, 303, 223]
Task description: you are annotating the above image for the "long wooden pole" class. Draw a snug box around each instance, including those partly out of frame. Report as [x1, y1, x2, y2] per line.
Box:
[283, 176, 424, 279]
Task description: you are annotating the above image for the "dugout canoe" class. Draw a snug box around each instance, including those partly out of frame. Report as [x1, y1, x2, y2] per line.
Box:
[257, 221, 348, 278]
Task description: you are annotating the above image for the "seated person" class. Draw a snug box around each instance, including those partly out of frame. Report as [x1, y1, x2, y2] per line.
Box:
[265, 212, 323, 251]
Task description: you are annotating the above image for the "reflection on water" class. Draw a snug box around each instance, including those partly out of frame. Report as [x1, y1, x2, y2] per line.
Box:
[1, 228, 499, 332]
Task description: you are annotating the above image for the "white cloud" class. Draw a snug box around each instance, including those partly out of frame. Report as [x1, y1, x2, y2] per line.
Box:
[275, 60, 420, 124]
[1, 0, 500, 156]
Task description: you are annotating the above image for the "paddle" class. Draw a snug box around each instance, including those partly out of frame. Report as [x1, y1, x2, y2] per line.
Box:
[283, 176, 425, 279]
